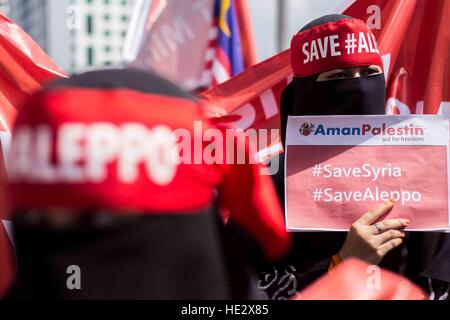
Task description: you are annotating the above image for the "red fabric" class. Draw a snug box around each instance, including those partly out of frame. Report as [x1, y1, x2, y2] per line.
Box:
[201, 50, 291, 115]
[9, 88, 290, 261]
[378, 0, 449, 115]
[294, 259, 426, 300]
[0, 12, 66, 131]
[291, 18, 383, 77]
[0, 12, 65, 298]
[200, 50, 291, 160]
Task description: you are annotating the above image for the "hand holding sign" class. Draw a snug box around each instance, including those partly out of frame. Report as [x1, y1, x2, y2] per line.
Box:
[339, 200, 410, 265]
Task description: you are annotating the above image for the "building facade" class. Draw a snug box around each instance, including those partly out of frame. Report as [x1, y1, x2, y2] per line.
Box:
[0, 0, 11, 16]
[10, 0, 135, 72]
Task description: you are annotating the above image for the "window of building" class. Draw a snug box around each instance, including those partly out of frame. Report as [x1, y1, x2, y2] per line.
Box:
[86, 15, 93, 34]
[87, 47, 94, 66]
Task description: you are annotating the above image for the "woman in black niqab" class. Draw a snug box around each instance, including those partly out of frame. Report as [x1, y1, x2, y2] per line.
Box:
[260, 14, 450, 300]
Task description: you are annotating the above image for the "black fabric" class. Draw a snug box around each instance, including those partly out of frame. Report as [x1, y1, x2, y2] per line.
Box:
[408, 232, 450, 283]
[298, 14, 353, 33]
[280, 74, 386, 146]
[221, 220, 268, 299]
[8, 208, 235, 300]
[44, 68, 197, 102]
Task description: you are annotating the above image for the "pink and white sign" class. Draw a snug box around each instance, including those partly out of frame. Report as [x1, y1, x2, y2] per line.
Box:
[285, 115, 450, 232]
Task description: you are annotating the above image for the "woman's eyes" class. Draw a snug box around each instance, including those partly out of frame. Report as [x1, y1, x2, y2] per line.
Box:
[361, 67, 381, 76]
[317, 66, 382, 82]
[328, 72, 348, 79]
[330, 68, 380, 79]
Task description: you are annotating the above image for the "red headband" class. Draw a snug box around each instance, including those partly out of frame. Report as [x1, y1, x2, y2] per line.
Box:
[291, 18, 383, 77]
[8, 88, 215, 214]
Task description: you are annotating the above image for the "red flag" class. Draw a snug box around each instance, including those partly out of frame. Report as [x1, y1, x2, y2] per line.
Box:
[294, 259, 426, 300]
[200, 50, 292, 159]
[0, 12, 66, 297]
[0, 221, 13, 298]
[200, 0, 450, 156]
[0, 12, 66, 132]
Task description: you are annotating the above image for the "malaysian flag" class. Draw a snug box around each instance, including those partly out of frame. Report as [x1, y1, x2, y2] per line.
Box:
[205, 0, 245, 87]
[124, 0, 256, 91]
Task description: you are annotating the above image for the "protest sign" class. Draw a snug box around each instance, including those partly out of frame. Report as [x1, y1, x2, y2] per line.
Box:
[285, 115, 450, 231]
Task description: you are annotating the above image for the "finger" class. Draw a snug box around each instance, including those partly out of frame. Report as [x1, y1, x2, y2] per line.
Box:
[374, 219, 409, 234]
[377, 238, 404, 257]
[357, 199, 396, 226]
[376, 229, 405, 245]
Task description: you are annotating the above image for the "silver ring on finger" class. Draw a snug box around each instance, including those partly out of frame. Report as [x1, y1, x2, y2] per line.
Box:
[373, 223, 383, 234]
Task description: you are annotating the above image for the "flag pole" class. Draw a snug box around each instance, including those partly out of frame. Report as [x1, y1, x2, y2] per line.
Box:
[235, 0, 258, 67]
[122, 0, 153, 63]
[277, 0, 287, 52]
